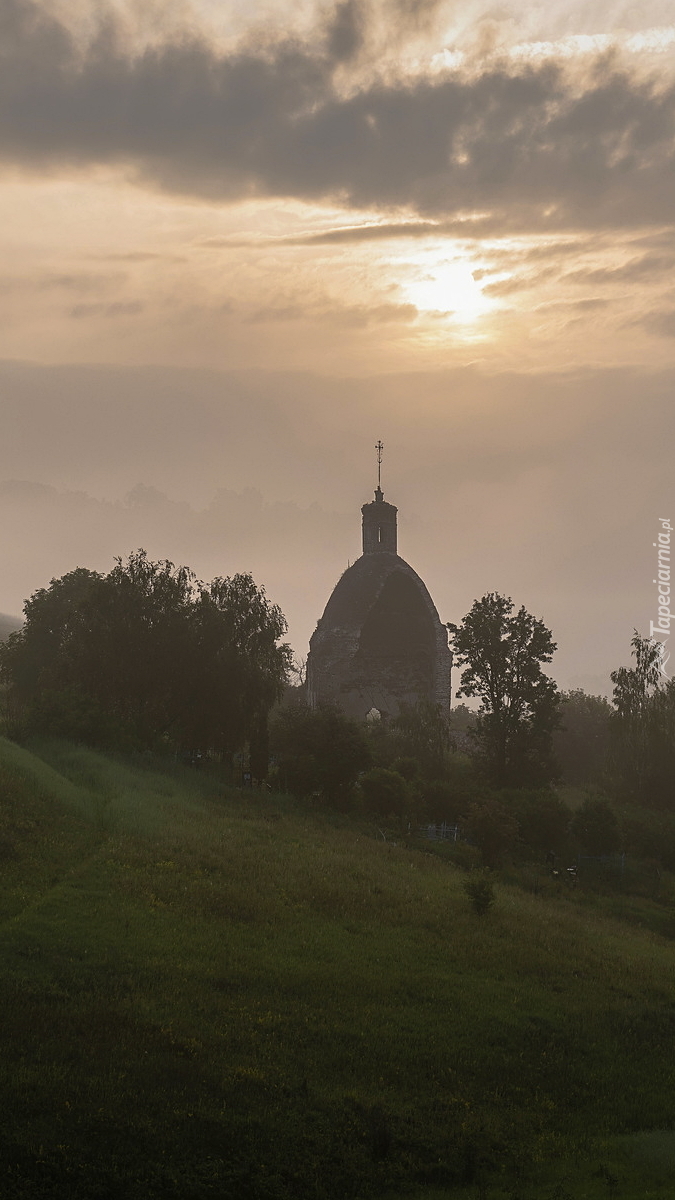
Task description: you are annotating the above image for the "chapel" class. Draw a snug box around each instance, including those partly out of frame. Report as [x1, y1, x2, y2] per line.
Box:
[306, 451, 451, 720]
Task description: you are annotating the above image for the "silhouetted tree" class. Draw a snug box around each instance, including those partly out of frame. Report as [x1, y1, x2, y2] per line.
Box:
[610, 632, 675, 808]
[448, 593, 560, 787]
[0, 550, 290, 757]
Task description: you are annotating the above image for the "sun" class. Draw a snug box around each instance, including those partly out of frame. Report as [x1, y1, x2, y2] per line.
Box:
[404, 261, 494, 322]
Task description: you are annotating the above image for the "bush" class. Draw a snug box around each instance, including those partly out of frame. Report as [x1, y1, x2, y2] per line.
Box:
[571, 796, 620, 856]
[360, 767, 411, 818]
[270, 702, 371, 809]
[463, 873, 496, 915]
[464, 796, 519, 868]
[503, 788, 572, 859]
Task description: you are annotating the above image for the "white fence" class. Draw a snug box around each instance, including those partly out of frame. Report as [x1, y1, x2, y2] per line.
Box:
[421, 822, 459, 843]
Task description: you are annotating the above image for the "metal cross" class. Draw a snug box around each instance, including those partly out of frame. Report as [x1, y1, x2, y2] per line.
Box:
[375, 440, 384, 488]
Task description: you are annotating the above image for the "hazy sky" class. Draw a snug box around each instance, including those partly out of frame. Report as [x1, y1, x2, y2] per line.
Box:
[1, 0, 674, 694]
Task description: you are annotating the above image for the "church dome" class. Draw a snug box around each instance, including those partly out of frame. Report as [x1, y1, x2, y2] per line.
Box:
[306, 483, 451, 720]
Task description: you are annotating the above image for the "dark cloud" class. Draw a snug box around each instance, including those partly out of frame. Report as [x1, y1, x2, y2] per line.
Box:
[1, 0, 674, 229]
[326, 1, 364, 63]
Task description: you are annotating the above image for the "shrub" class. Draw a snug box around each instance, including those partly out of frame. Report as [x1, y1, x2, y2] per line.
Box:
[270, 702, 371, 809]
[464, 873, 495, 915]
[571, 796, 620, 856]
[502, 788, 572, 859]
[464, 796, 519, 867]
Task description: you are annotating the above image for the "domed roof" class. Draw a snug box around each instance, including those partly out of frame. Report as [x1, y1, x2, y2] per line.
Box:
[306, 476, 451, 718]
[307, 550, 451, 719]
[313, 551, 438, 636]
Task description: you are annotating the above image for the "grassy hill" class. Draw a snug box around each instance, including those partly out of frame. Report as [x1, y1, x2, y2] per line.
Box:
[2, 737, 675, 1198]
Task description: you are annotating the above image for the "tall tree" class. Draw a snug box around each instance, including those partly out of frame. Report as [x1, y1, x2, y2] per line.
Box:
[447, 593, 560, 787]
[611, 632, 675, 807]
[0, 550, 291, 759]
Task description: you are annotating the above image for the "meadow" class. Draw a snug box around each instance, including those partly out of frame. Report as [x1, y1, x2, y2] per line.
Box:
[1, 736, 675, 1198]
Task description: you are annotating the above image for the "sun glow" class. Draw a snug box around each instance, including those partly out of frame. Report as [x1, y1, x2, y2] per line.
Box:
[404, 261, 494, 322]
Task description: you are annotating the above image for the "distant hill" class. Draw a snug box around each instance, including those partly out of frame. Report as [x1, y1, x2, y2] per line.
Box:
[0, 613, 22, 641]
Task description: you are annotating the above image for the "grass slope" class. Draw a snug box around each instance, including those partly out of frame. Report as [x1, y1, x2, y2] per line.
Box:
[1, 737, 675, 1198]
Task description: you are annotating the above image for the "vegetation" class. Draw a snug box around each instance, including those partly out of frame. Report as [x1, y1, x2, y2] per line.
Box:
[0, 551, 291, 760]
[2, 736, 675, 1199]
[611, 632, 675, 808]
[447, 593, 560, 788]
[462, 872, 495, 915]
[270, 701, 372, 807]
[553, 689, 613, 785]
[3, 559, 675, 1196]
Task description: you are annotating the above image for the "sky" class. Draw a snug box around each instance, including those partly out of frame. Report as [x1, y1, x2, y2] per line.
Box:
[1, 0, 674, 695]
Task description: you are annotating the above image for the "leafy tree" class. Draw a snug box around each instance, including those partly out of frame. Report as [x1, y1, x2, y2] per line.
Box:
[270, 702, 371, 808]
[0, 551, 290, 758]
[553, 690, 612, 785]
[448, 593, 560, 787]
[390, 698, 451, 779]
[610, 633, 675, 808]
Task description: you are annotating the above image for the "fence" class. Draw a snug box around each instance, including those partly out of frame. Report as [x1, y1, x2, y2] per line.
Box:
[421, 822, 459, 843]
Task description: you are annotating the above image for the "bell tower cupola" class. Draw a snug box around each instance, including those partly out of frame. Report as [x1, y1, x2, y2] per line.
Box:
[361, 440, 397, 554]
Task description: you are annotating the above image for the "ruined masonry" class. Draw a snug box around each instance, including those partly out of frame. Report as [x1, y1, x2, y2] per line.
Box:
[306, 483, 452, 719]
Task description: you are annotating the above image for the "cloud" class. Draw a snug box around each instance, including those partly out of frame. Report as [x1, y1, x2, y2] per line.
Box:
[68, 300, 144, 318]
[1, 0, 674, 230]
[640, 309, 675, 337]
[564, 253, 675, 285]
[245, 299, 416, 325]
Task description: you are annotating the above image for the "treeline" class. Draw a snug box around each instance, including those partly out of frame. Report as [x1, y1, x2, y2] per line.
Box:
[2, 555, 674, 870]
[271, 614, 675, 872]
[0, 550, 290, 765]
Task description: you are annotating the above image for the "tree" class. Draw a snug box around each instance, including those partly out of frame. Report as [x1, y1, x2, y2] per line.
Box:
[390, 698, 451, 779]
[447, 593, 560, 787]
[463, 796, 519, 868]
[610, 632, 675, 808]
[270, 702, 371, 808]
[0, 551, 291, 758]
[553, 690, 612, 785]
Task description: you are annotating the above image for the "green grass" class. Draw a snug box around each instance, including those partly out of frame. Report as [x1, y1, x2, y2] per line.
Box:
[2, 737, 675, 1197]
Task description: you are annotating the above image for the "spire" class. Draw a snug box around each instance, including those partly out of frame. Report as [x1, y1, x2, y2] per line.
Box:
[373, 439, 385, 503]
